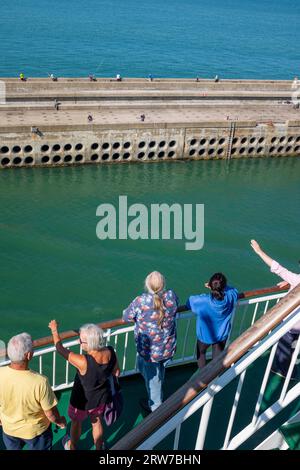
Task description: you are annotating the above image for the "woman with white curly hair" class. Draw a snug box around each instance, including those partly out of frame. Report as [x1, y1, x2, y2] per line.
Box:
[49, 321, 120, 450]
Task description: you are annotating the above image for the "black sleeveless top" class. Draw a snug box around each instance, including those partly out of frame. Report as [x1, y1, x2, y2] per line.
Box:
[70, 346, 117, 410]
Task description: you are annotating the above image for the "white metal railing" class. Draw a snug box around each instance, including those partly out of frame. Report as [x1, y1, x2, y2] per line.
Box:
[135, 304, 300, 450]
[0, 292, 286, 391]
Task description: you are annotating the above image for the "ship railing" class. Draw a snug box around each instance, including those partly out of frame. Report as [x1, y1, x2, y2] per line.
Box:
[0, 285, 287, 392]
[111, 284, 300, 450]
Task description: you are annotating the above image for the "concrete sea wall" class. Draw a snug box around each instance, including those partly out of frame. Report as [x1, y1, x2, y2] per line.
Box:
[0, 78, 299, 168]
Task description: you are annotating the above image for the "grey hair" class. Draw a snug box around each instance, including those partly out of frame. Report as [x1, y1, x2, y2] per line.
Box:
[7, 333, 33, 363]
[79, 323, 105, 351]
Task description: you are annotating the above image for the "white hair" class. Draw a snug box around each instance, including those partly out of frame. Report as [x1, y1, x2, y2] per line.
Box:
[79, 324, 105, 352]
[7, 333, 33, 363]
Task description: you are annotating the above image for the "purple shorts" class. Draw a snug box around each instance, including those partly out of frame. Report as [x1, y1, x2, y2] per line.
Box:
[68, 403, 106, 422]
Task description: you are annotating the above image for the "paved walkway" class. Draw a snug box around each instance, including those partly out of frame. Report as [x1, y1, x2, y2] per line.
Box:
[1, 78, 299, 129]
[1, 103, 299, 128]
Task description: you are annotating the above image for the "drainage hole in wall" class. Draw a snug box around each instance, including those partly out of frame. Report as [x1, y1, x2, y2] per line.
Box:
[0, 146, 9, 154]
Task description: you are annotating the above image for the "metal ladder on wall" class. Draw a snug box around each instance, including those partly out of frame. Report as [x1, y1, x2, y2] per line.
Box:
[226, 122, 236, 160]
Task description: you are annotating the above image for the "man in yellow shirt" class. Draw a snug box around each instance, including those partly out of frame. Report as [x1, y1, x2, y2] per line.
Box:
[0, 333, 66, 450]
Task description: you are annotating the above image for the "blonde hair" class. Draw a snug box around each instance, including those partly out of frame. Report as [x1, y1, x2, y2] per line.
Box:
[145, 271, 166, 328]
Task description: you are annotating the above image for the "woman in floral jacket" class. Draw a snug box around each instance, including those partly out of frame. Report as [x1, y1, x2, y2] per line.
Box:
[123, 271, 179, 412]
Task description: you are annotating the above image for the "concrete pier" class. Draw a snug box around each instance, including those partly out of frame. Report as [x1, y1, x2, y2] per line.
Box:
[0, 78, 299, 168]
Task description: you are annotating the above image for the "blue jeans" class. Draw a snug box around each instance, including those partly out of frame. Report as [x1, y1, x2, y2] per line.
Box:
[2, 425, 53, 450]
[137, 355, 168, 411]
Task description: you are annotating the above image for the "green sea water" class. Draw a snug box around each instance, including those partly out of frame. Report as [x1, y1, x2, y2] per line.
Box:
[1, 157, 300, 343]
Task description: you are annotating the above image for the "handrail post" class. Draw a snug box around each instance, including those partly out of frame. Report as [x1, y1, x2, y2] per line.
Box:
[195, 396, 214, 450]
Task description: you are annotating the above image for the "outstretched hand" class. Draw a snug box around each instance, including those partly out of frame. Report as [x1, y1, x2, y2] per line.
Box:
[250, 239, 261, 254]
[48, 319, 58, 332]
[277, 281, 290, 289]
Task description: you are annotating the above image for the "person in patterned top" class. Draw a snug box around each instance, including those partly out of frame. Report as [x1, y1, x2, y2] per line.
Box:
[123, 271, 179, 412]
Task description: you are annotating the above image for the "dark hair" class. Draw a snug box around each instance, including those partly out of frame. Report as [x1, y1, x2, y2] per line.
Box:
[208, 273, 227, 301]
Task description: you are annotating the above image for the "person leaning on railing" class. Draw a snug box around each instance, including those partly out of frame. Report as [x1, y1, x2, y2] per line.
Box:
[185, 273, 239, 369]
[123, 271, 179, 413]
[0, 333, 66, 450]
[251, 240, 300, 380]
[48, 321, 120, 450]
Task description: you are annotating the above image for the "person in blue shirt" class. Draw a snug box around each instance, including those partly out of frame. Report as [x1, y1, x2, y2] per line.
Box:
[186, 273, 239, 368]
